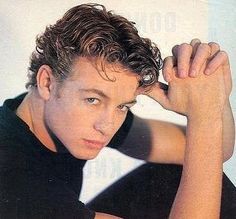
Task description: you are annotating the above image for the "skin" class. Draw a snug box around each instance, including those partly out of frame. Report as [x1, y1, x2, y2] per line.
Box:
[16, 39, 234, 218]
[16, 57, 139, 160]
[115, 39, 234, 164]
[96, 42, 229, 218]
[96, 40, 230, 218]
[167, 65, 225, 218]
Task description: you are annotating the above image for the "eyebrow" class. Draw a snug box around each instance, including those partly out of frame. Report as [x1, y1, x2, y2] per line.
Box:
[78, 88, 108, 99]
[123, 99, 137, 105]
[78, 88, 137, 105]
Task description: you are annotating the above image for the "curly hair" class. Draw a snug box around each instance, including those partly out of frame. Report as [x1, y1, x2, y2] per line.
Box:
[26, 3, 162, 88]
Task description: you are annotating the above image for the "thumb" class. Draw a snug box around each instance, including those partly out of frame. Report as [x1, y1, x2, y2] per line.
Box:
[142, 82, 170, 109]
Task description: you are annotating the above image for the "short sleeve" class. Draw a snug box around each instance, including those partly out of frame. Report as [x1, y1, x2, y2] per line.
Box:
[107, 110, 134, 149]
[0, 146, 95, 219]
[0, 170, 96, 219]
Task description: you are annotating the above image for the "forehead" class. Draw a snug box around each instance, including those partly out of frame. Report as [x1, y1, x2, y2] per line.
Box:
[68, 57, 139, 99]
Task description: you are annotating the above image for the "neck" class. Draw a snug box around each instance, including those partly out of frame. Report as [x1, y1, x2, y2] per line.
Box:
[16, 89, 57, 152]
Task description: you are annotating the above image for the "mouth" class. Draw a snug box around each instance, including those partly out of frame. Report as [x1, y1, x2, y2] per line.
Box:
[83, 139, 107, 150]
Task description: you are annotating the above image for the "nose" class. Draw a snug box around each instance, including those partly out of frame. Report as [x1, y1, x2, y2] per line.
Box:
[93, 110, 116, 136]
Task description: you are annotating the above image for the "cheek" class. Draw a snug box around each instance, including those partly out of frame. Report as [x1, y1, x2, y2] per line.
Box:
[44, 99, 92, 139]
[112, 113, 128, 134]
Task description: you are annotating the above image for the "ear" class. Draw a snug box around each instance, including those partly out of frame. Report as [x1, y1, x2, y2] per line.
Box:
[36, 65, 55, 100]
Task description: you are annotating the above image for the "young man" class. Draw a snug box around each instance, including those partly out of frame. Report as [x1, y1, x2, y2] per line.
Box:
[0, 3, 235, 219]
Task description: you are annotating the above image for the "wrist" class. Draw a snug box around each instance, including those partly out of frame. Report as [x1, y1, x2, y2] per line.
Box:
[224, 98, 231, 108]
[187, 110, 223, 126]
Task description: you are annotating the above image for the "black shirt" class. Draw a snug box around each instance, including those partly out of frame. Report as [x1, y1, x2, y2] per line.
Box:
[0, 93, 133, 219]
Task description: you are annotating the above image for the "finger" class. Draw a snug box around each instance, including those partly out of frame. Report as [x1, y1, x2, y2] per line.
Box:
[172, 44, 178, 58]
[190, 38, 201, 45]
[207, 42, 220, 62]
[173, 39, 201, 58]
[204, 51, 229, 75]
[190, 38, 201, 58]
[162, 56, 176, 82]
[136, 80, 168, 95]
[144, 82, 170, 109]
[176, 43, 193, 78]
[208, 42, 220, 55]
[189, 43, 211, 77]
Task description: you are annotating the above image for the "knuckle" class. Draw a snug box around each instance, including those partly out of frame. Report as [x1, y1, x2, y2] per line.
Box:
[218, 50, 229, 60]
[164, 55, 173, 61]
[163, 56, 173, 64]
[180, 42, 189, 47]
[208, 42, 220, 50]
[163, 57, 169, 64]
[179, 43, 192, 51]
[191, 38, 201, 43]
[198, 43, 211, 50]
[190, 39, 202, 48]
[172, 45, 179, 55]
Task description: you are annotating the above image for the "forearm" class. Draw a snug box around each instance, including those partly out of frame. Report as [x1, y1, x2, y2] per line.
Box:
[169, 113, 223, 218]
[222, 99, 235, 160]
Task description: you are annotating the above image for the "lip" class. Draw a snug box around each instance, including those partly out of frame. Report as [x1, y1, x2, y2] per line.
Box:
[83, 139, 107, 150]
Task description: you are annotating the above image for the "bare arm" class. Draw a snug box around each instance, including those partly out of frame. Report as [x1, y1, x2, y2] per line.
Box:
[93, 40, 233, 218]
[117, 102, 234, 164]
[113, 62, 226, 218]
[116, 115, 186, 164]
[222, 100, 235, 159]
[169, 111, 223, 218]
[165, 63, 225, 217]
[117, 41, 234, 164]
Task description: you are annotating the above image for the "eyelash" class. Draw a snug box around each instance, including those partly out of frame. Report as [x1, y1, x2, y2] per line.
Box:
[86, 98, 100, 105]
[85, 98, 130, 112]
[118, 104, 130, 112]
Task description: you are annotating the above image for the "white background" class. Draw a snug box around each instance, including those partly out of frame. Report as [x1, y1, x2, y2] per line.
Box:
[0, 0, 235, 203]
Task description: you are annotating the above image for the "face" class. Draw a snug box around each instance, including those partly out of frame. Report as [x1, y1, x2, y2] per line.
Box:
[44, 57, 139, 160]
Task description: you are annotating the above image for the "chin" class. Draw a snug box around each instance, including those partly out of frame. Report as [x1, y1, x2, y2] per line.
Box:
[69, 148, 102, 160]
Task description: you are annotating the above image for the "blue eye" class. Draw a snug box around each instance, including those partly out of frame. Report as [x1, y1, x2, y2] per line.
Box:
[86, 98, 100, 105]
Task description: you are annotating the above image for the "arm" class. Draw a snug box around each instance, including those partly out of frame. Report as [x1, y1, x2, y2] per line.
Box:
[166, 40, 235, 161]
[169, 109, 223, 218]
[117, 99, 234, 163]
[222, 100, 235, 160]
[165, 64, 225, 218]
[117, 40, 234, 164]
[96, 43, 228, 219]
[116, 115, 186, 164]
[94, 112, 222, 218]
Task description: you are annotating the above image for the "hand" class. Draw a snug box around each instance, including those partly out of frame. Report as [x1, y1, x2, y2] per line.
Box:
[138, 39, 231, 115]
[163, 39, 232, 97]
[147, 65, 226, 117]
